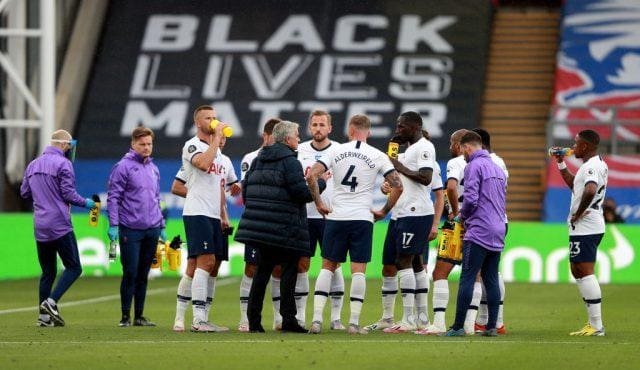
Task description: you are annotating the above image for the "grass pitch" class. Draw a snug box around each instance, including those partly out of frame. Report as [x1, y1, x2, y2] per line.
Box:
[1, 277, 639, 370]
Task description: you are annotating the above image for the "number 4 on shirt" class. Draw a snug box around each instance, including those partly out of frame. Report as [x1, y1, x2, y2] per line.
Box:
[341, 165, 358, 192]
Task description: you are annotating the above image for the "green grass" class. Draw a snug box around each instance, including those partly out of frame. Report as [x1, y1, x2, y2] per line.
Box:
[1, 277, 639, 370]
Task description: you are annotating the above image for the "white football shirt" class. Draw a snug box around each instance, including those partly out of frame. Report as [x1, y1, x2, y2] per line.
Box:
[318, 140, 394, 223]
[446, 155, 466, 207]
[430, 161, 444, 192]
[181, 136, 224, 219]
[490, 152, 509, 182]
[240, 148, 260, 181]
[392, 138, 436, 218]
[298, 140, 338, 219]
[569, 155, 608, 236]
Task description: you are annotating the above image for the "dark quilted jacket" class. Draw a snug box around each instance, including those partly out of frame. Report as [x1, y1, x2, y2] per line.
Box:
[234, 143, 323, 252]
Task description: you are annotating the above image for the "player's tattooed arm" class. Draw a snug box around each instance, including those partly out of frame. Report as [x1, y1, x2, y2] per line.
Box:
[307, 162, 331, 216]
[372, 170, 403, 221]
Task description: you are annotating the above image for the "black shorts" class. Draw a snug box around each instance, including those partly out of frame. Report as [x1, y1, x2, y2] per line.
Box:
[382, 219, 398, 266]
[306, 218, 325, 257]
[183, 215, 226, 259]
[244, 244, 260, 265]
[322, 220, 373, 263]
[569, 233, 604, 263]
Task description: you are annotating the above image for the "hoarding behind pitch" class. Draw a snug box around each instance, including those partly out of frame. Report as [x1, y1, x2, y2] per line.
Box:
[76, 0, 493, 160]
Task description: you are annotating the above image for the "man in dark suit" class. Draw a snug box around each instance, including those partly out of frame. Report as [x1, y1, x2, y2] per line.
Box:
[235, 120, 323, 333]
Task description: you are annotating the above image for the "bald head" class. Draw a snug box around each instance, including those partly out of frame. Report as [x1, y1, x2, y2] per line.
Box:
[52, 130, 72, 142]
[51, 130, 72, 149]
[449, 129, 468, 157]
[451, 129, 468, 143]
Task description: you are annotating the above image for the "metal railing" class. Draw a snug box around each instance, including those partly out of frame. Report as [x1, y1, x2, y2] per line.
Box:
[547, 105, 640, 155]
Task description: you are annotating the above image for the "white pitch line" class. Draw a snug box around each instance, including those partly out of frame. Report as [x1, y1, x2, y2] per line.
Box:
[0, 339, 634, 345]
[0, 278, 238, 315]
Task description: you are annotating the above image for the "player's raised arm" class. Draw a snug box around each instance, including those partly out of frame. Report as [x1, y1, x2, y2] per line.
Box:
[372, 170, 403, 221]
[552, 150, 576, 190]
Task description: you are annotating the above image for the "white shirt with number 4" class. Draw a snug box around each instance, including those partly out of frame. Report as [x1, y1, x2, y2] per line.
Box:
[318, 140, 394, 223]
[569, 155, 608, 236]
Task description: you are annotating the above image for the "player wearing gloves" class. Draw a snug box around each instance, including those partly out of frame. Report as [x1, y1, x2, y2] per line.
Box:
[21, 129, 97, 327]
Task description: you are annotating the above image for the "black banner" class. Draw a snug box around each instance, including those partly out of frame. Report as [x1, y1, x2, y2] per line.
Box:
[77, 0, 492, 159]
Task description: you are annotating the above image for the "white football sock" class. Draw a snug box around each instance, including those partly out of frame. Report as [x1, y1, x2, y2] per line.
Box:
[349, 272, 366, 326]
[329, 266, 345, 322]
[497, 272, 505, 328]
[239, 274, 252, 324]
[414, 269, 429, 324]
[381, 275, 398, 320]
[432, 279, 449, 327]
[477, 282, 488, 326]
[576, 274, 603, 330]
[398, 268, 416, 324]
[205, 276, 216, 321]
[191, 268, 208, 323]
[312, 269, 333, 323]
[175, 275, 192, 323]
[464, 281, 482, 333]
[270, 276, 282, 326]
[295, 272, 309, 324]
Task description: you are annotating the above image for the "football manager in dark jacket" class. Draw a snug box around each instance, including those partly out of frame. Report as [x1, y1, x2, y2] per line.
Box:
[235, 120, 324, 333]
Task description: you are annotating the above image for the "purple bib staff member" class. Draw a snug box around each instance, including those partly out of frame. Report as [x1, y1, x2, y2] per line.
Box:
[107, 127, 165, 327]
[21, 129, 97, 327]
[444, 131, 507, 337]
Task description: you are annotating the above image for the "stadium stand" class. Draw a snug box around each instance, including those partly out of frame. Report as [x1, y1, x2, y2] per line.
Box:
[481, 7, 561, 221]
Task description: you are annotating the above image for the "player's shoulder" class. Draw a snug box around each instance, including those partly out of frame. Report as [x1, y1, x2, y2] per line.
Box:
[241, 148, 260, 162]
[298, 140, 312, 152]
[447, 155, 465, 167]
[183, 136, 206, 153]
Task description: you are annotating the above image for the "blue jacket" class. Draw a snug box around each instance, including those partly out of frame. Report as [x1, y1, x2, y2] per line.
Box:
[235, 143, 323, 252]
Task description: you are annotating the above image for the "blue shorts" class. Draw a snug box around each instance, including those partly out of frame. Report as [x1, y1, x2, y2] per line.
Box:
[306, 218, 325, 257]
[322, 220, 373, 263]
[569, 234, 604, 263]
[382, 219, 398, 265]
[383, 216, 432, 265]
[244, 244, 260, 265]
[183, 216, 225, 259]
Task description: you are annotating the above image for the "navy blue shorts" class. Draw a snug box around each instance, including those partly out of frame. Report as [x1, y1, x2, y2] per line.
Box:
[382, 219, 398, 265]
[183, 216, 225, 259]
[569, 234, 604, 263]
[306, 218, 325, 257]
[244, 244, 260, 264]
[322, 220, 373, 263]
[383, 216, 432, 265]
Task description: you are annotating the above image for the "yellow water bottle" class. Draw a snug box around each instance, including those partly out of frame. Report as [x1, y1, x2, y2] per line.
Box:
[210, 119, 233, 138]
[387, 141, 399, 159]
[89, 194, 100, 227]
[151, 241, 164, 270]
[548, 147, 573, 157]
[166, 235, 183, 271]
[451, 221, 465, 261]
